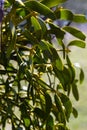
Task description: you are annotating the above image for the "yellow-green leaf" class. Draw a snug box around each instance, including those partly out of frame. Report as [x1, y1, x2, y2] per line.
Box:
[63, 26, 86, 40]
[73, 14, 87, 23]
[55, 9, 73, 21]
[68, 40, 86, 48]
[41, 0, 67, 8]
[31, 16, 41, 31]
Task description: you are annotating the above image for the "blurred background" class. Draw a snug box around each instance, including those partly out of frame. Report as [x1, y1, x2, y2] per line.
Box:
[62, 0, 87, 130]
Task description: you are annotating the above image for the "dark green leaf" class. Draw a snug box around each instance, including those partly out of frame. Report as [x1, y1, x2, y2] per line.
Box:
[51, 48, 64, 71]
[66, 56, 76, 83]
[68, 40, 86, 48]
[46, 115, 54, 130]
[72, 82, 79, 101]
[54, 94, 63, 113]
[54, 66, 72, 90]
[23, 29, 39, 44]
[45, 93, 52, 114]
[72, 107, 78, 118]
[41, 0, 67, 8]
[39, 40, 63, 71]
[66, 55, 72, 66]
[48, 22, 65, 39]
[79, 68, 84, 84]
[53, 67, 65, 86]
[7, 22, 16, 58]
[63, 26, 86, 40]
[57, 123, 69, 130]
[60, 93, 72, 121]
[34, 107, 46, 120]
[37, 17, 47, 37]
[24, 1, 55, 19]
[39, 40, 52, 52]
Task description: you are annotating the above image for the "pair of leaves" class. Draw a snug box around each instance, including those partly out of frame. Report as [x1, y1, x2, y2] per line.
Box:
[55, 94, 66, 124]
[48, 22, 65, 39]
[53, 66, 72, 90]
[48, 22, 86, 49]
[39, 40, 63, 71]
[55, 8, 87, 23]
[34, 93, 52, 119]
[63, 26, 86, 48]
[31, 16, 47, 40]
[34, 107, 54, 130]
[60, 93, 72, 121]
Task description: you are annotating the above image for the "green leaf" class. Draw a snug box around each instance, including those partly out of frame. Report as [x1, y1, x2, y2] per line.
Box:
[7, 21, 16, 58]
[54, 94, 63, 113]
[63, 26, 86, 40]
[37, 17, 47, 37]
[57, 123, 69, 130]
[51, 48, 64, 71]
[79, 68, 84, 84]
[68, 40, 86, 48]
[54, 66, 72, 90]
[54, 94, 66, 123]
[23, 118, 30, 127]
[72, 107, 78, 118]
[24, 1, 55, 20]
[39, 40, 52, 53]
[53, 67, 65, 86]
[39, 40, 63, 71]
[55, 9, 87, 22]
[60, 93, 72, 121]
[55, 8, 73, 21]
[66, 56, 76, 83]
[72, 82, 79, 101]
[34, 107, 46, 120]
[31, 16, 42, 40]
[7, 0, 14, 5]
[68, 66, 75, 84]
[66, 55, 72, 66]
[31, 16, 41, 31]
[62, 67, 72, 86]
[48, 22, 65, 39]
[16, 8, 26, 18]
[23, 29, 39, 44]
[73, 14, 87, 23]
[41, 0, 67, 8]
[45, 93, 52, 114]
[46, 115, 54, 130]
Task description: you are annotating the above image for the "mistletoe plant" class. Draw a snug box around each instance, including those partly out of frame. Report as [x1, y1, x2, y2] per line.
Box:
[0, 0, 86, 130]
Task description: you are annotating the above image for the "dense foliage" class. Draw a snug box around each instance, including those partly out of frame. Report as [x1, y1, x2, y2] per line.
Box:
[0, 0, 86, 129]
